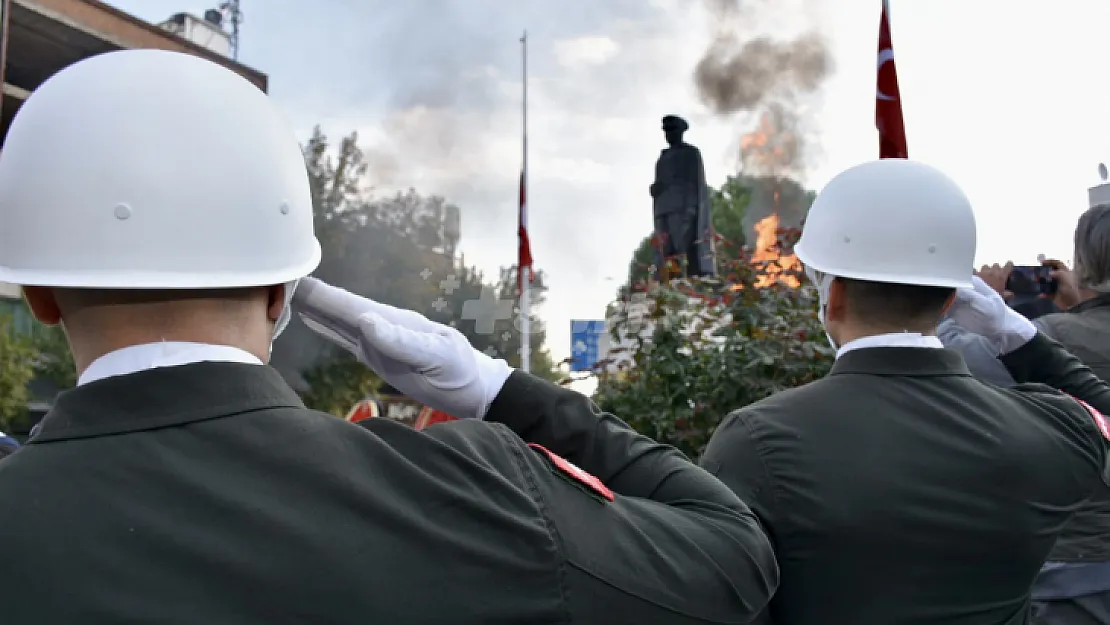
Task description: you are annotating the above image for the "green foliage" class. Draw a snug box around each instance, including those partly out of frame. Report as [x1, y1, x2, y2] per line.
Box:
[301, 353, 382, 417]
[626, 237, 656, 290]
[710, 175, 752, 254]
[32, 324, 77, 390]
[597, 178, 832, 460]
[291, 127, 560, 413]
[0, 313, 38, 433]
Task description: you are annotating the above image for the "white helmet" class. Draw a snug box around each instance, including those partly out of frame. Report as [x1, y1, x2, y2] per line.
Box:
[0, 49, 320, 289]
[794, 159, 976, 289]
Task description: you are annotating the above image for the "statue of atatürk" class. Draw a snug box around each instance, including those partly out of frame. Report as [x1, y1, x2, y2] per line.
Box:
[649, 115, 715, 278]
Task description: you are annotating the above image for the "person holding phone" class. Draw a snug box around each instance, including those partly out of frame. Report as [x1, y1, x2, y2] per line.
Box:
[975, 262, 1059, 319]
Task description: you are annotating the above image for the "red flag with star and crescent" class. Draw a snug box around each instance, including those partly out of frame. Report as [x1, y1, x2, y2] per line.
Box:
[876, 0, 908, 159]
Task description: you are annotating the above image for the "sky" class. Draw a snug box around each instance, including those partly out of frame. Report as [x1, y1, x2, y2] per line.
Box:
[107, 0, 1110, 369]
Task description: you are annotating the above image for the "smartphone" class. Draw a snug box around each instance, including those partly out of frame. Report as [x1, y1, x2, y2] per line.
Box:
[1006, 265, 1057, 296]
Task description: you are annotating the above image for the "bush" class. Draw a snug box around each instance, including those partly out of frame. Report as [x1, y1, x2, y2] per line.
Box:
[594, 227, 834, 460]
[301, 352, 383, 417]
[0, 313, 38, 433]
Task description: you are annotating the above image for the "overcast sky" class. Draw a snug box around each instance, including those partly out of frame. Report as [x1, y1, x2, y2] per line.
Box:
[108, 0, 1110, 366]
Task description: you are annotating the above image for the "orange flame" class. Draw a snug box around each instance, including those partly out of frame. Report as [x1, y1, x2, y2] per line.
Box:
[739, 110, 796, 176]
[751, 213, 801, 288]
[737, 108, 801, 289]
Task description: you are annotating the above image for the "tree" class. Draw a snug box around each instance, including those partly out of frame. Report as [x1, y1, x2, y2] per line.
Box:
[300, 353, 382, 417]
[597, 176, 830, 460]
[710, 175, 753, 256]
[32, 324, 77, 390]
[0, 314, 38, 433]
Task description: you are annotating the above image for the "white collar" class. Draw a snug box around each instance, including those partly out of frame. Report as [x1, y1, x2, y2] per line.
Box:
[78, 342, 263, 386]
[835, 332, 944, 360]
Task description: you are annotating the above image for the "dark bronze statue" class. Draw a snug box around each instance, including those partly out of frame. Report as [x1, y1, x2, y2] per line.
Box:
[649, 115, 715, 278]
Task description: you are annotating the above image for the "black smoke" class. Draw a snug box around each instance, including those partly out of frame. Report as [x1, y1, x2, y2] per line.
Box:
[693, 0, 832, 176]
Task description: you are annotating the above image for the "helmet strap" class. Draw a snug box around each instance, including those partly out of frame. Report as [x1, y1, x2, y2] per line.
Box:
[806, 267, 839, 351]
[270, 279, 301, 354]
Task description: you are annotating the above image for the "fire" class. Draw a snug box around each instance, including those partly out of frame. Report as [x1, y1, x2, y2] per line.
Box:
[751, 212, 801, 288]
[739, 108, 798, 177]
[737, 106, 802, 289]
[739, 113, 776, 173]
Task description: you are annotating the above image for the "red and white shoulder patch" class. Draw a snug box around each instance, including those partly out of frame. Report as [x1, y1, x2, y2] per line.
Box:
[528, 443, 615, 502]
[1068, 395, 1110, 441]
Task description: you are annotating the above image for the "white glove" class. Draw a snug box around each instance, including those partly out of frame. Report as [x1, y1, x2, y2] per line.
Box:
[292, 277, 513, 420]
[947, 275, 1037, 357]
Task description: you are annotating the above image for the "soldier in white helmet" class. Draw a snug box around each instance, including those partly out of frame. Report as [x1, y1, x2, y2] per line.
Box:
[699, 159, 1110, 625]
[0, 50, 777, 624]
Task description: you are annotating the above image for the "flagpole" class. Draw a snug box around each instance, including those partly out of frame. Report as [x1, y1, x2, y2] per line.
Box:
[519, 30, 531, 373]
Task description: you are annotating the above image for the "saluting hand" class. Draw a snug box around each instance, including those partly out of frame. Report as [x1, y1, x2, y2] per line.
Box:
[292, 277, 512, 420]
[948, 275, 1037, 357]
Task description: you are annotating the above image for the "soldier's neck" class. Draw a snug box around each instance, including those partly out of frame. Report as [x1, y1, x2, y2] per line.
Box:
[835, 322, 938, 346]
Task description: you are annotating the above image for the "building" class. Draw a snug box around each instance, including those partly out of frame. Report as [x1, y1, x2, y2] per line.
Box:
[0, 0, 269, 429]
[1, 0, 266, 144]
[157, 10, 233, 58]
[1091, 164, 1110, 207]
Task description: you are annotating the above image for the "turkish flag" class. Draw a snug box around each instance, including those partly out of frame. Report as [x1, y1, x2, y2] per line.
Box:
[344, 399, 380, 424]
[876, 0, 908, 159]
[414, 406, 458, 430]
[518, 170, 535, 294]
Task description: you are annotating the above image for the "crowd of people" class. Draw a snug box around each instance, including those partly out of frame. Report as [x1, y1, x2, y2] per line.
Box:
[0, 48, 1108, 625]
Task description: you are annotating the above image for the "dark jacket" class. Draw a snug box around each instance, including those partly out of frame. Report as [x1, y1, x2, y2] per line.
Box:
[1035, 296, 1110, 563]
[701, 341, 1108, 625]
[0, 363, 776, 624]
[1036, 296, 1110, 383]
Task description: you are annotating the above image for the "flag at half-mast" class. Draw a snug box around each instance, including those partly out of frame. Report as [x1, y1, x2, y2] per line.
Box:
[876, 0, 908, 159]
[518, 169, 534, 293]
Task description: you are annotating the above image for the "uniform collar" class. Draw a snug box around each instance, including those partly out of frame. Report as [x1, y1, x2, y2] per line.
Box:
[835, 332, 944, 360]
[830, 337, 970, 378]
[79, 342, 263, 386]
[33, 361, 303, 443]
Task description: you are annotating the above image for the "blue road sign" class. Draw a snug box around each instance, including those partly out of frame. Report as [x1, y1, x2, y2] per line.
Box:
[570, 320, 607, 372]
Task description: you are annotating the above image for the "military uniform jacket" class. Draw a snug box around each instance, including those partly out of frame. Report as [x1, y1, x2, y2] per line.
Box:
[701, 337, 1110, 625]
[0, 363, 776, 624]
[1035, 296, 1110, 562]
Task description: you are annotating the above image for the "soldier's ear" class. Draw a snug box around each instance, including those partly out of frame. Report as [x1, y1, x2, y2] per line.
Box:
[939, 290, 958, 316]
[22, 286, 62, 326]
[825, 278, 848, 322]
[266, 283, 286, 323]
